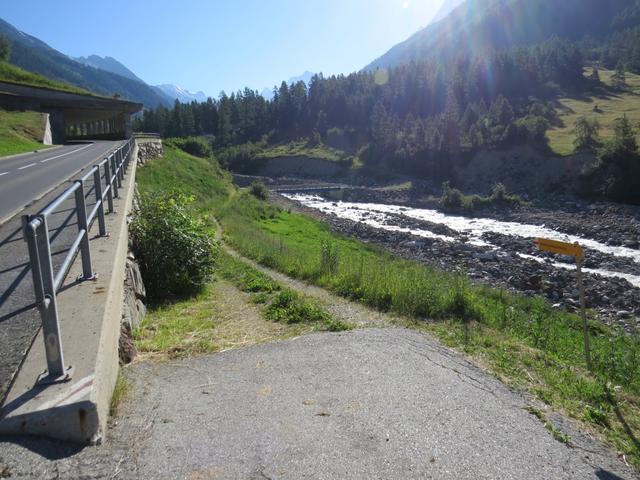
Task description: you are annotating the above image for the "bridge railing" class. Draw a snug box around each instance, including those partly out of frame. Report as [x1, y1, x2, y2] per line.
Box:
[133, 132, 161, 139]
[22, 137, 135, 385]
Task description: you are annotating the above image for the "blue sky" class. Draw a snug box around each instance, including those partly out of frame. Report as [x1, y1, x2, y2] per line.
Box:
[2, 0, 444, 96]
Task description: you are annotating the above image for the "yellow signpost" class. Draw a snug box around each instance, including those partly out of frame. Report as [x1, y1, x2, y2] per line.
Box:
[534, 238, 583, 258]
[534, 238, 591, 371]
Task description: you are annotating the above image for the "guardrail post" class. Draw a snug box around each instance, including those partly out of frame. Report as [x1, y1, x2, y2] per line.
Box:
[104, 159, 114, 213]
[93, 166, 106, 236]
[120, 147, 126, 178]
[114, 150, 122, 186]
[120, 146, 126, 179]
[23, 215, 73, 384]
[110, 154, 119, 198]
[122, 143, 128, 173]
[74, 179, 95, 280]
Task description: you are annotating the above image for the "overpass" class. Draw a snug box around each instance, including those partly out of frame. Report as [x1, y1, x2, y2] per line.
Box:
[0, 81, 142, 143]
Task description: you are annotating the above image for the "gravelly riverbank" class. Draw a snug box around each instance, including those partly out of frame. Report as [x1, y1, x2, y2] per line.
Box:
[275, 193, 640, 332]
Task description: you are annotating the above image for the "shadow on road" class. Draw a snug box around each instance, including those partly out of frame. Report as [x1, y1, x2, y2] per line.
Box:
[0, 435, 84, 460]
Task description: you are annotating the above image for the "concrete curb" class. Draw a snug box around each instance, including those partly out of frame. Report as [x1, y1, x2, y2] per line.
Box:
[0, 142, 139, 444]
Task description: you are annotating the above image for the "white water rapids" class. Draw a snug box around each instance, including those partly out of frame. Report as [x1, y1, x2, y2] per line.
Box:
[284, 194, 640, 288]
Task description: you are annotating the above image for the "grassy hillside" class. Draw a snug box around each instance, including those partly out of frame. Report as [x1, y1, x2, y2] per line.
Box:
[0, 109, 48, 157]
[257, 141, 349, 163]
[547, 69, 640, 155]
[0, 60, 90, 94]
[137, 144, 640, 468]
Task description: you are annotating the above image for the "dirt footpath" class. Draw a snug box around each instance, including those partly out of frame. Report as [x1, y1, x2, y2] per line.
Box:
[1, 328, 636, 480]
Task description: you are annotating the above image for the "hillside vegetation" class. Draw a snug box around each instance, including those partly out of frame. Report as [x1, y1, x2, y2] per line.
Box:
[0, 60, 90, 94]
[547, 69, 640, 155]
[0, 108, 48, 157]
[136, 144, 640, 467]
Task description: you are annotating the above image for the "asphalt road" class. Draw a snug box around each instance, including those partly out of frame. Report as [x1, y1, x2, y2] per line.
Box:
[0, 328, 635, 479]
[0, 142, 121, 223]
[0, 140, 123, 402]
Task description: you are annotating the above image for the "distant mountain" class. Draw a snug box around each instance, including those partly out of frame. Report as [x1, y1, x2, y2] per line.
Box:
[261, 71, 315, 99]
[365, 0, 635, 71]
[74, 54, 144, 83]
[431, 0, 466, 23]
[154, 84, 208, 104]
[0, 17, 170, 108]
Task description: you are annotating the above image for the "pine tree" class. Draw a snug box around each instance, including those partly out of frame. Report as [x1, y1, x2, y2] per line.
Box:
[0, 35, 10, 62]
[573, 116, 600, 152]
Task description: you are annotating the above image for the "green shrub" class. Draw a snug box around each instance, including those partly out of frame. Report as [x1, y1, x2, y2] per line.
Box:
[166, 137, 212, 158]
[131, 193, 218, 303]
[216, 142, 263, 172]
[440, 181, 524, 212]
[440, 181, 469, 211]
[249, 180, 269, 200]
[266, 289, 330, 324]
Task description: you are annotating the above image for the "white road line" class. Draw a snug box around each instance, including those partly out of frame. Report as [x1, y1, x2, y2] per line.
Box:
[39, 143, 92, 164]
[0, 172, 8, 176]
[18, 162, 37, 170]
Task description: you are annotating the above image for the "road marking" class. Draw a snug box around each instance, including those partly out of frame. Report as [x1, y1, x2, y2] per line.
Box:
[0, 172, 8, 177]
[18, 162, 37, 170]
[39, 143, 92, 164]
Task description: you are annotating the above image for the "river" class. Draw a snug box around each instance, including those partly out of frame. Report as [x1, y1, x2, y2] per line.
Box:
[284, 193, 640, 289]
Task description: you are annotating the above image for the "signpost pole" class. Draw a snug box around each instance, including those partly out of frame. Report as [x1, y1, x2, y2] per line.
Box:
[575, 253, 592, 371]
[535, 238, 592, 371]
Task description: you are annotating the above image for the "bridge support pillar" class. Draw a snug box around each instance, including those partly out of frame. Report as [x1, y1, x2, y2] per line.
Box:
[48, 110, 66, 145]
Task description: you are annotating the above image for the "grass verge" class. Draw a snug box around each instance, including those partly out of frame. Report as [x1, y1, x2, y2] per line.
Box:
[0, 109, 48, 157]
[134, 248, 350, 359]
[109, 370, 131, 417]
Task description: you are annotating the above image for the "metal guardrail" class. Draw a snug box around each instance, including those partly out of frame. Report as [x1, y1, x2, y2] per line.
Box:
[22, 138, 135, 385]
[133, 132, 161, 139]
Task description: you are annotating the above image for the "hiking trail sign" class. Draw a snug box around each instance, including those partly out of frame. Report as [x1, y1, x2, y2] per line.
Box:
[534, 238, 591, 371]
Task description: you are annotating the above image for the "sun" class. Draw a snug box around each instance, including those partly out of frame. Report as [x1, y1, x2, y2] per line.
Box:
[402, 1, 410, 8]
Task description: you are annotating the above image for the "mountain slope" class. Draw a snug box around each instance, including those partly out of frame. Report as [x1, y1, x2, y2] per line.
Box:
[431, 0, 466, 24]
[365, 0, 636, 71]
[74, 54, 144, 83]
[154, 84, 208, 103]
[0, 18, 170, 107]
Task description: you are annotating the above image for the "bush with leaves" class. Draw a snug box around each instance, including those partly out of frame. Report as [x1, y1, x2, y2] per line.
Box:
[249, 180, 269, 200]
[131, 193, 218, 302]
[166, 137, 212, 158]
[581, 115, 640, 204]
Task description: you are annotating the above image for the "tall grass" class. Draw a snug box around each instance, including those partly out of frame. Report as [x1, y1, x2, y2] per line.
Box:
[220, 194, 640, 393]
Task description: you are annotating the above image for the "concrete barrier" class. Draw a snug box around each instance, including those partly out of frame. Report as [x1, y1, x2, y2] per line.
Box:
[0, 142, 140, 444]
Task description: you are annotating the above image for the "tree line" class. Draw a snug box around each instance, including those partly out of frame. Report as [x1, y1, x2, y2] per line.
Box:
[135, 38, 584, 167]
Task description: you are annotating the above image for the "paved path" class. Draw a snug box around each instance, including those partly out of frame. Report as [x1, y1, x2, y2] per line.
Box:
[0, 328, 636, 479]
[0, 140, 122, 401]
